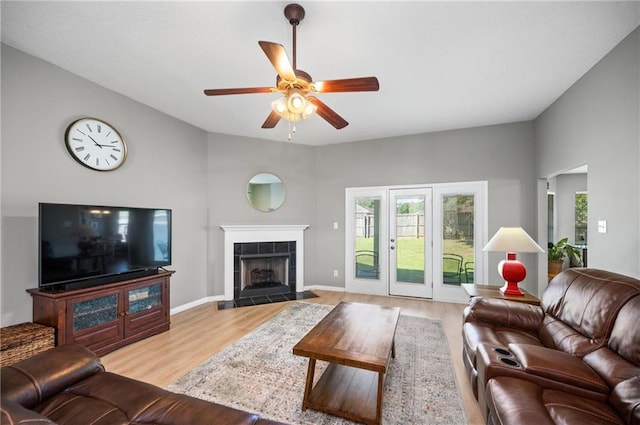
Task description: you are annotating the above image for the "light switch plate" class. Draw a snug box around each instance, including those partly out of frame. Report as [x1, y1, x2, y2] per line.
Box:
[598, 220, 607, 233]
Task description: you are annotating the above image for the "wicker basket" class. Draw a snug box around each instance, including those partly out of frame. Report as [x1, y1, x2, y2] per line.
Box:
[0, 322, 55, 366]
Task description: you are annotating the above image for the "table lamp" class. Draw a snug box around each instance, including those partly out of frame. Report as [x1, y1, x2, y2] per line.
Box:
[483, 227, 544, 296]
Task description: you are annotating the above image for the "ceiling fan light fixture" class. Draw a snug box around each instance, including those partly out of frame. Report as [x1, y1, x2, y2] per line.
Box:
[287, 89, 306, 114]
[271, 89, 317, 122]
[303, 102, 317, 117]
[272, 97, 288, 114]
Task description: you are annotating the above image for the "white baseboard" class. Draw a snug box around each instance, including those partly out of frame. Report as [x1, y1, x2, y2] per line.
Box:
[170, 295, 224, 316]
[305, 285, 345, 292]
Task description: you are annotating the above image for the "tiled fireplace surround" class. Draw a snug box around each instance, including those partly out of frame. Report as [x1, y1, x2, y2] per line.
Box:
[221, 225, 309, 301]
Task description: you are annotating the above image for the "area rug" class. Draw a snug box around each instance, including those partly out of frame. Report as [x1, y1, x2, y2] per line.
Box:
[167, 302, 467, 425]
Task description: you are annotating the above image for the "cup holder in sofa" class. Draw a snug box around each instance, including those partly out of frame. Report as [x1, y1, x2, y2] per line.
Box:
[493, 347, 512, 357]
[499, 357, 520, 367]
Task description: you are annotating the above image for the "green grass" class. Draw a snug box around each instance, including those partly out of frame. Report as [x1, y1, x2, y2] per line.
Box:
[355, 237, 474, 283]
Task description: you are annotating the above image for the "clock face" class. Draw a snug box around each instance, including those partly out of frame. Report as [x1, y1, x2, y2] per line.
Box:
[65, 118, 127, 171]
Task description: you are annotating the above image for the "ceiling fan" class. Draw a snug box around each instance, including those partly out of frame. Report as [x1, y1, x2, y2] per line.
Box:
[203, 3, 379, 130]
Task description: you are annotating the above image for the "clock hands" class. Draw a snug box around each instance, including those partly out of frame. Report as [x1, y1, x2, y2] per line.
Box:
[87, 134, 103, 149]
[86, 134, 117, 148]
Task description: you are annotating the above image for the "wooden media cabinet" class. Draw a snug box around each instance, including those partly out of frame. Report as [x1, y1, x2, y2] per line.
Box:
[28, 270, 174, 356]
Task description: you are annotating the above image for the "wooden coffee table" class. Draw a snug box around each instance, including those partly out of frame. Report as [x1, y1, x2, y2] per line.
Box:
[292, 302, 401, 425]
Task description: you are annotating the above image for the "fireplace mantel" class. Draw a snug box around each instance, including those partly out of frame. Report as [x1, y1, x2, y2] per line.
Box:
[221, 225, 309, 300]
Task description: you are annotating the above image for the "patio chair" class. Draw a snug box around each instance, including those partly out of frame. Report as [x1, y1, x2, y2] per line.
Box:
[355, 250, 379, 279]
[443, 253, 463, 285]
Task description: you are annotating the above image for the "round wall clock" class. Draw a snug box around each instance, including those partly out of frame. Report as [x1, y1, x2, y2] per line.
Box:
[65, 117, 127, 171]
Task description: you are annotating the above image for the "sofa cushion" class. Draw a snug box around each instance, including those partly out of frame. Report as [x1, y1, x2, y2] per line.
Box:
[540, 269, 640, 356]
[486, 376, 625, 425]
[608, 295, 640, 365]
[35, 371, 264, 425]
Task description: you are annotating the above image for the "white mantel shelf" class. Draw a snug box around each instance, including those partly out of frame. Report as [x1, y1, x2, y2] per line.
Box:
[221, 224, 310, 300]
[220, 224, 310, 232]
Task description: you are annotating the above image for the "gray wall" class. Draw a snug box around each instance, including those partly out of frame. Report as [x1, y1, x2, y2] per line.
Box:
[1, 45, 209, 326]
[206, 134, 316, 296]
[313, 123, 538, 290]
[535, 28, 639, 278]
[204, 122, 540, 294]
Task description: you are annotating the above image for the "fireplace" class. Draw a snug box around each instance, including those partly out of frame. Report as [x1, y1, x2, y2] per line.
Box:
[234, 242, 296, 299]
[221, 225, 309, 301]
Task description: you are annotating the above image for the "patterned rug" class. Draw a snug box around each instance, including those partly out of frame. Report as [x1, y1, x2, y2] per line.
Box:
[167, 302, 467, 425]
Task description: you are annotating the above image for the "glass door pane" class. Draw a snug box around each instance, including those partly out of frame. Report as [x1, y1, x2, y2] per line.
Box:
[354, 197, 381, 280]
[395, 195, 425, 283]
[346, 188, 388, 296]
[442, 194, 475, 285]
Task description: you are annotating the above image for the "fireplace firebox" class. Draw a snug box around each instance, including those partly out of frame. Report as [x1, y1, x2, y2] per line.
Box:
[233, 241, 296, 299]
[239, 253, 289, 297]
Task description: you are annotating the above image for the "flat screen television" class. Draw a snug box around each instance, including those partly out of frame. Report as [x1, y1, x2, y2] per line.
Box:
[39, 202, 172, 290]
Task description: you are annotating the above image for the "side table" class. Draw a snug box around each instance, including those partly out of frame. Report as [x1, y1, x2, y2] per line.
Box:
[462, 283, 540, 306]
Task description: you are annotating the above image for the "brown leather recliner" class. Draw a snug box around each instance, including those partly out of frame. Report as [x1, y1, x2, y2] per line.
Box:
[1, 343, 288, 425]
[462, 268, 640, 425]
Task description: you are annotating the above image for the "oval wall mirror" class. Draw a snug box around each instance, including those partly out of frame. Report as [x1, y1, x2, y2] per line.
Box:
[246, 173, 286, 212]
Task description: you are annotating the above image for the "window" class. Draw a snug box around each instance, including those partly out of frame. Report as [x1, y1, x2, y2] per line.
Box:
[575, 193, 587, 246]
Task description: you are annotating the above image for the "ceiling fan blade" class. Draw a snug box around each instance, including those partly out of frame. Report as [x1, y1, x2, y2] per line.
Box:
[307, 96, 349, 129]
[258, 41, 297, 82]
[314, 77, 380, 93]
[261, 111, 281, 129]
[204, 87, 275, 96]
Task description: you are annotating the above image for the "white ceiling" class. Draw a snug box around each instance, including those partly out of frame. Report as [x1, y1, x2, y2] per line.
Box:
[2, 1, 638, 146]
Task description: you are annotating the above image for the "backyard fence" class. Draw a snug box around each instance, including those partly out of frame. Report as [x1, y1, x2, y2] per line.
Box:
[356, 212, 474, 240]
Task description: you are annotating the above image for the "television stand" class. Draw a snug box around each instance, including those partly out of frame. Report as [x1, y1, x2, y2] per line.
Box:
[27, 270, 174, 356]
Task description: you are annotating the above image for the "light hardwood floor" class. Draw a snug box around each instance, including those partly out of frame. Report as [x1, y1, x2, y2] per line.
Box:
[101, 290, 484, 424]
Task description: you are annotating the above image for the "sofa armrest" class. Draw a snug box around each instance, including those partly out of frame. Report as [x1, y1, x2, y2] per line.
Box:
[611, 376, 640, 424]
[1, 399, 57, 424]
[463, 297, 544, 331]
[508, 343, 609, 394]
[1, 344, 103, 408]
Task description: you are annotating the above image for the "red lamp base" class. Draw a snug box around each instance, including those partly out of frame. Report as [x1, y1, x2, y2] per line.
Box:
[500, 281, 525, 296]
[497, 252, 527, 296]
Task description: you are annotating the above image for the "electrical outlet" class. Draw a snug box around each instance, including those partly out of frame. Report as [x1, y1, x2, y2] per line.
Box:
[333, 222, 339, 230]
[598, 220, 607, 233]
[333, 270, 339, 277]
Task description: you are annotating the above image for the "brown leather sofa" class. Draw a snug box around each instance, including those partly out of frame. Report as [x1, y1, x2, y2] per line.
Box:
[462, 268, 640, 425]
[1, 343, 288, 425]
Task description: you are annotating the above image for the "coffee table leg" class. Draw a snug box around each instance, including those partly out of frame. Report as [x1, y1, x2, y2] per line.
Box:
[302, 358, 316, 411]
[376, 371, 384, 424]
[391, 337, 396, 359]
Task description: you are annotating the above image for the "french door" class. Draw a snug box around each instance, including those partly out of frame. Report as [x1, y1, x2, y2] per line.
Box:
[346, 182, 486, 302]
[389, 188, 433, 298]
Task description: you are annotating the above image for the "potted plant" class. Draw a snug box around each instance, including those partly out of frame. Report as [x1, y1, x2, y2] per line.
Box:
[548, 238, 582, 277]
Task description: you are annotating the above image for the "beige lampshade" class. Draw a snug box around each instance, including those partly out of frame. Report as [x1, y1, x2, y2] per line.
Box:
[483, 227, 544, 253]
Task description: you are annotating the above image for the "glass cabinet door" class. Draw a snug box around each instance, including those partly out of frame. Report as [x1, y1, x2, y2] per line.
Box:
[127, 283, 162, 314]
[123, 280, 168, 336]
[67, 288, 124, 351]
[72, 293, 119, 332]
